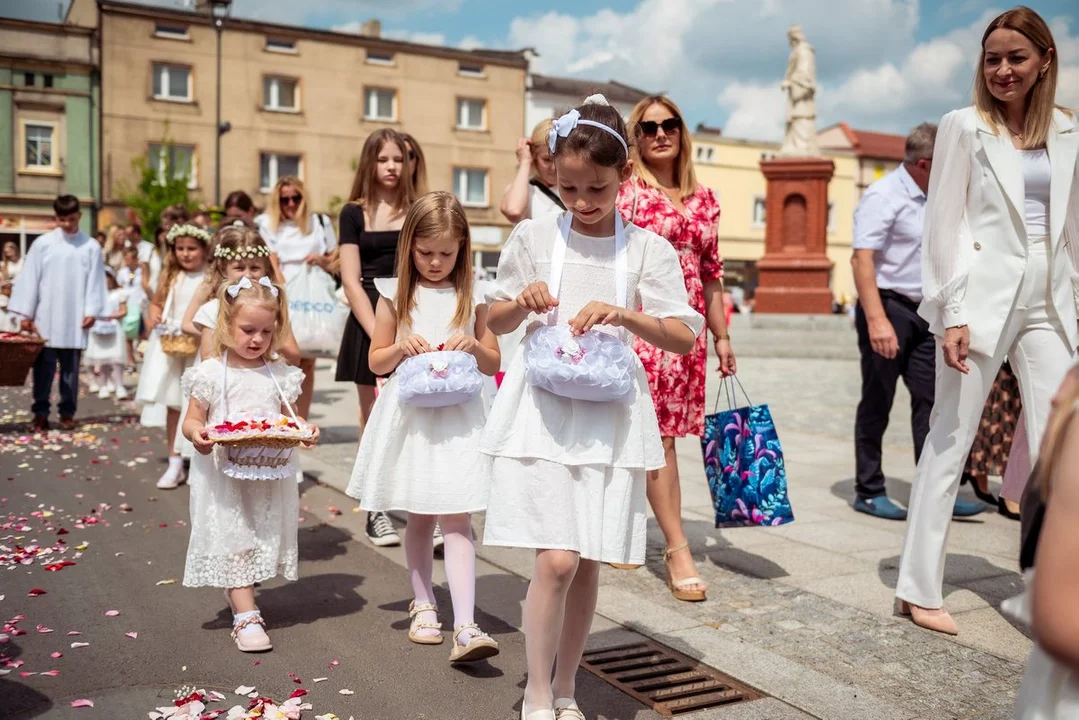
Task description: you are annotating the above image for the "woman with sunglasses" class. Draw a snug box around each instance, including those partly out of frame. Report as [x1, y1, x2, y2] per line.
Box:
[616, 95, 737, 603]
[399, 133, 429, 196]
[255, 176, 337, 422]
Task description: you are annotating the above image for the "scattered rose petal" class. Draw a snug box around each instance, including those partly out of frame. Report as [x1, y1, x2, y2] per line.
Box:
[40, 669, 60, 676]
[20, 671, 36, 677]
[51, 652, 62, 659]
[155, 579, 177, 586]
[312, 677, 327, 683]
[289, 689, 308, 698]
[28, 588, 46, 597]
[71, 641, 89, 649]
[234, 685, 256, 696]
[338, 689, 354, 695]
[71, 699, 94, 708]
[125, 631, 138, 639]
[104, 610, 119, 617]
[67, 631, 81, 636]
[36, 625, 54, 633]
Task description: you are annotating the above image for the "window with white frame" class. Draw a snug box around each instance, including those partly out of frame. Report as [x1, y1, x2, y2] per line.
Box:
[260, 152, 302, 191]
[148, 143, 196, 189]
[456, 98, 486, 130]
[364, 88, 396, 121]
[453, 168, 488, 207]
[153, 22, 190, 39]
[265, 37, 296, 53]
[694, 145, 715, 163]
[752, 197, 766, 228]
[263, 76, 298, 111]
[152, 63, 192, 101]
[24, 123, 55, 169]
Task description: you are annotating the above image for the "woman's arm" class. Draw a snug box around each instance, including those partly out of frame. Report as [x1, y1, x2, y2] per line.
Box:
[340, 244, 377, 336]
[1032, 415, 1079, 670]
[278, 326, 302, 366]
[500, 140, 535, 223]
[367, 296, 406, 376]
[181, 285, 211, 337]
[199, 328, 215, 359]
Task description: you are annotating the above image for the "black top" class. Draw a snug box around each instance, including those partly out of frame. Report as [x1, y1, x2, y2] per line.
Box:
[339, 203, 399, 290]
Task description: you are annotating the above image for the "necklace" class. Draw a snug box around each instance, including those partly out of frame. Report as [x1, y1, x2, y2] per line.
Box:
[1006, 121, 1025, 140]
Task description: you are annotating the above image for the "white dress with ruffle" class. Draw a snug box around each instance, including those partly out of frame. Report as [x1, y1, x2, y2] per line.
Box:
[136, 270, 205, 416]
[180, 357, 304, 588]
[480, 212, 704, 564]
[345, 279, 491, 515]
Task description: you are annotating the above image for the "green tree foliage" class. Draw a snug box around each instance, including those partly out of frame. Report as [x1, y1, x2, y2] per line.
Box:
[116, 138, 196, 241]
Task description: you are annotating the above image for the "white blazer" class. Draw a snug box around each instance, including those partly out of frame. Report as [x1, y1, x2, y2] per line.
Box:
[919, 106, 1079, 357]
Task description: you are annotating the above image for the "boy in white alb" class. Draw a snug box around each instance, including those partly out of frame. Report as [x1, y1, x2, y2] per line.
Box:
[8, 195, 105, 431]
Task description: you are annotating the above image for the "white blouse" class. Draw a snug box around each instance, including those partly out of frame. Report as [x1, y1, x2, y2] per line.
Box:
[1022, 148, 1051, 237]
[255, 213, 337, 283]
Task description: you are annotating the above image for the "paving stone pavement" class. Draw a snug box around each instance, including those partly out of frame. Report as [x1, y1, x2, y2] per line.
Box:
[303, 355, 1029, 720]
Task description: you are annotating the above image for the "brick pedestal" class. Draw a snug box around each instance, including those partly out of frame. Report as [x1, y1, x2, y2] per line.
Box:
[754, 157, 835, 314]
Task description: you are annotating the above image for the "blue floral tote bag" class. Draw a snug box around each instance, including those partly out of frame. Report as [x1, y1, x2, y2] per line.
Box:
[700, 376, 794, 528]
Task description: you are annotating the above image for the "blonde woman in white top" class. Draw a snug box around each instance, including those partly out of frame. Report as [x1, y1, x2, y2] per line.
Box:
[896, 6, 1079, 636]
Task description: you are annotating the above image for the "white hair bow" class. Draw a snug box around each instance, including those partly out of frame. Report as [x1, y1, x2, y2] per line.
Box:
[227, 275, 278, 298]
[548, 97, 628, 157]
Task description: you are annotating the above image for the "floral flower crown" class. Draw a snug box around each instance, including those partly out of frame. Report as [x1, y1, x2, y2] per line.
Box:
[166, 223, 212, 246]
[214, 244, 271, 260]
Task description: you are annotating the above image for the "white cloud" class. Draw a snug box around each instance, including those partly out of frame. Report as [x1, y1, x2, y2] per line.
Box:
[507, 1, 1079, 139]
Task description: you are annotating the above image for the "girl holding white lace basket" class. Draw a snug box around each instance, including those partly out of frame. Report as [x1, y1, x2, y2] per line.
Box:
[481, 95, 704, 720]
[345, 191, 502, 665]
[180, 275, 319, 653]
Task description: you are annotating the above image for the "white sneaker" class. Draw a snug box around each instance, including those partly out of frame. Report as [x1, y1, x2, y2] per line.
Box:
[88, 381, 100, 393]
[114, 386, 129, 400]
[98, 385, 113, 399]
[156, 464, 187, 490]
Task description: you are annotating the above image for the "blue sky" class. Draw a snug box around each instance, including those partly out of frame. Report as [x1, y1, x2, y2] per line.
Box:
[7, 0, 1078, 139]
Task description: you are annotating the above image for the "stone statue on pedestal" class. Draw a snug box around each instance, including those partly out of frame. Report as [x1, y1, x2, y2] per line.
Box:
[779, 25, 819, 157]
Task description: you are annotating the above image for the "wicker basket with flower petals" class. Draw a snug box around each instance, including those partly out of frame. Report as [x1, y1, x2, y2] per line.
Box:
[0, 332, 45, 387]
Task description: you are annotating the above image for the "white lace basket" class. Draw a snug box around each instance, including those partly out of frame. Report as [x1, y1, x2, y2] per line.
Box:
[523, 211, 635, 403]
[397, 350, 484, 408]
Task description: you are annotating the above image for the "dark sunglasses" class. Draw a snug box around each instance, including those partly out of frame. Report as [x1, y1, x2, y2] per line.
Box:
[638, 118, 682, 137]
[280, 194, 303, 206]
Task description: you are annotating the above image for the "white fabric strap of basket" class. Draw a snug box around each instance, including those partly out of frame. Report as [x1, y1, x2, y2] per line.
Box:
[218, 350, 302, 479]
[548, 210, 628, 331]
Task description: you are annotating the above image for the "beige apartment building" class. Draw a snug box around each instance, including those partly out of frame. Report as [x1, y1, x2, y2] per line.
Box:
[65, 0, 528, 255]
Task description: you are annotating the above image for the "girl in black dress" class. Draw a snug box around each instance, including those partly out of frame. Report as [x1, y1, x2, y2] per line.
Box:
[337, 128, 416, 546]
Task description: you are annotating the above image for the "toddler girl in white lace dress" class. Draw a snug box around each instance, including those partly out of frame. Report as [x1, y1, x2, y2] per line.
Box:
[346, 191, 502, 664]
[181, 275, 319, 653]
[481, 95, 704, 720]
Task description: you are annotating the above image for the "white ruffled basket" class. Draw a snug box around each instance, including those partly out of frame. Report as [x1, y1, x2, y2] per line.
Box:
[213, 412, 302, 481]
[524, 325, 636, 403]
[397, 350, 484, 408]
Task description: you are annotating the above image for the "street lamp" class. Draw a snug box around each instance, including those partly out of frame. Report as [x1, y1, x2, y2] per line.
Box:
[207, 0, 232, 207]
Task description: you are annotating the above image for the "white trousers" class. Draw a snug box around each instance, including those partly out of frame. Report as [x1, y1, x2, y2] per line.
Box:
[896, 238, 1075, 608]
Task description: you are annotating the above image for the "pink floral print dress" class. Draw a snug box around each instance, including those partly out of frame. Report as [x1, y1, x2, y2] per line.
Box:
[617, 177, 722, 437]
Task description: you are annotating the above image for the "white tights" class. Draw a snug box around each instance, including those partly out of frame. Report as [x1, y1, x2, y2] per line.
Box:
[93, 363, 124, 390]
[404, 513, 477, 642]
[523, 549, 600, 713]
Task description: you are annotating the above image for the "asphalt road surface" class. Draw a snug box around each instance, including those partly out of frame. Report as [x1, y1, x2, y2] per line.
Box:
[0, 387, 658, 720]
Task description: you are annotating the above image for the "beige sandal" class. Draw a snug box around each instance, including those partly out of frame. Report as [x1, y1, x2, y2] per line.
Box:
[607, 562, 641, 570]
[449, 623, 500, 663]
[664, 541, 707, 602]
[554, 698, 586, 719]
[231, 612, 272, 652]
[408, 601, 444, 645]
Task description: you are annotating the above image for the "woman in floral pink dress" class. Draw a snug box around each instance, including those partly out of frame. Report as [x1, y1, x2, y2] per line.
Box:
[617, 95, 737, 602]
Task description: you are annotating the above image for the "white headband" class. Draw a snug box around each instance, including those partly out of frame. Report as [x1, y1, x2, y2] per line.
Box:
[548, 94, 628, 158]
[226, 275, 278, 298]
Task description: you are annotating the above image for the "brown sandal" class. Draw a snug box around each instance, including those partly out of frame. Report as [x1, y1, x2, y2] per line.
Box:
[665, 542, 707, 602]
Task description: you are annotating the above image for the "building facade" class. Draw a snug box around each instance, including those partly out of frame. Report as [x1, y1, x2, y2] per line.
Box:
[525, 73, 650, 135]
[67, 0, 528, 254]
[0, 16, 99, 249]
[690, 132, 860, 301]
[818, 122, 906, 196]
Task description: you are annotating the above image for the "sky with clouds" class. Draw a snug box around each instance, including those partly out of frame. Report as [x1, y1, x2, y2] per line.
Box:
[7, 0, 1078, 140]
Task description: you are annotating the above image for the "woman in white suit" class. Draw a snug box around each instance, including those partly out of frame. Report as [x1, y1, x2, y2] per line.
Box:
[896, 6, 1079, 636]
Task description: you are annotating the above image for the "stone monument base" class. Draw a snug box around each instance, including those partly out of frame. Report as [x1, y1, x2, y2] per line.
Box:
[754, 156, 835, 314]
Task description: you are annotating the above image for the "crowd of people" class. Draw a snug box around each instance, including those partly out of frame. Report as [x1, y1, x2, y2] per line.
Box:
[1, 5, 1078, 718]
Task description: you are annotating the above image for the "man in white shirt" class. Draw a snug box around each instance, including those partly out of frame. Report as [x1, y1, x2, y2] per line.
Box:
[8, 195, 105, 432]
[850, 124, 986, 521]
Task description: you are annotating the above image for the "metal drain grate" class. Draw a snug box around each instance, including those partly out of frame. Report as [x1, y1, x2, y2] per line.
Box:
[580, 641, 762, 716]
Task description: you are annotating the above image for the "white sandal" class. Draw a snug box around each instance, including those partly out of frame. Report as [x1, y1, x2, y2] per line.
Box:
[408, 601, 444, 645]
[448, 622, 499, 663]
[231, 612, 272, 653]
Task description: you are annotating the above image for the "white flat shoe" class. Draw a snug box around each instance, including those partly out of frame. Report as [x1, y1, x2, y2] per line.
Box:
[522, 710, 556, 720]
[554, 699, 585, 720]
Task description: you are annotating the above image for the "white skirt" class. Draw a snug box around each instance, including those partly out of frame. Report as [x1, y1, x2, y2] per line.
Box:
[346, 374, 490, 515]
[84, 327, 127, 365]
[482, 456, 648, 565]
[135, 333, 194, 410]
[183, 450, 299, 588]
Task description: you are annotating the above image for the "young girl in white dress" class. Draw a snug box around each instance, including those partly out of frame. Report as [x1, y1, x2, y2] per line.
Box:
[180, 276, 318, 653]
[346, 191, 502, 663]
[481, 96, 704, 720]
[135, 223, 210, 489]
[84, 267, 129, 399]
